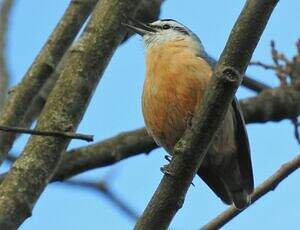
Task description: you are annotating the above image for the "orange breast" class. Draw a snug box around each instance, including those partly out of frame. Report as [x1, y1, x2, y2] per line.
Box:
[142, 40, 212, 152]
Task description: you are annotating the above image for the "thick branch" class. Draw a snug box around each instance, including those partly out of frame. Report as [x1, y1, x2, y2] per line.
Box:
[0, 0, 141, 229]
[201, 155, 300, 230]
[241, 86, 300, 123]
[54, 128, 156, 181]
[135, 1, 278, 229]
[19, 0, 164, 136]
[0, 0, 14, 109]
[0, 0, 98, 164]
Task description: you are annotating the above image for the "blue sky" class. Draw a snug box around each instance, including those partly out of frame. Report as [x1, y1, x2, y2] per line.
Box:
[1, 0, 299, 229]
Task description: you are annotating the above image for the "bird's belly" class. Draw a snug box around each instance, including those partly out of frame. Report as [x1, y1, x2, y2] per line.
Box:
[142, 75, 201, 153]
[142, 45, 213, 153]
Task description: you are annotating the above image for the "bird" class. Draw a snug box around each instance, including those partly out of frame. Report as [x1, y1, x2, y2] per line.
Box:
[123, 17, 254, 209]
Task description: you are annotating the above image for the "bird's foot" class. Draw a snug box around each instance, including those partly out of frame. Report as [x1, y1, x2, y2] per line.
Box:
[160, 165, 174, 177]
[164, 155, 172, 162]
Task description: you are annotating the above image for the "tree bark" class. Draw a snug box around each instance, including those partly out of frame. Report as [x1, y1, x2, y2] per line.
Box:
[0, 0, 98, 164]
[0, 0, 14, 109]
[0, 0, 141, 229]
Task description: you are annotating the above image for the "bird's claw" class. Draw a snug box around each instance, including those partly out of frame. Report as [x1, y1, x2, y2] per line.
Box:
[160, 165, 174, 177]
[164, 155, 172, 162]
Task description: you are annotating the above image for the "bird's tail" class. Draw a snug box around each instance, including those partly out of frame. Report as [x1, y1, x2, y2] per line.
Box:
[231, 189, 251, 210]
[198, 167, 251, 209]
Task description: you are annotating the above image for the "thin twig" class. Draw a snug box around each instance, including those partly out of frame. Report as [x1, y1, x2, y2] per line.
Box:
[250, 61, 276, 70]
[0, 125, 93, 142]
[207, 56, 271, 93]
[271, 40, 290, 64]
[250, 40, 300, 144]
[201, 155, 300, 230]
[242, 76, 270, 92]
[270, 40, 290, 86]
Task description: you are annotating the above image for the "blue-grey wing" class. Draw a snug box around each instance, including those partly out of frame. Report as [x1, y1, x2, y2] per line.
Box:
[197, 53, 254, 205]
[231, 97, 254, 193]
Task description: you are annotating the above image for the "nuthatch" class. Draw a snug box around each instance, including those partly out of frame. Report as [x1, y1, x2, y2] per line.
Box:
[124, 18, 254, 209]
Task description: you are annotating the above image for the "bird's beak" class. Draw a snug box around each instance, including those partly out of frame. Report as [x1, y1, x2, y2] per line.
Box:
[122, 16, 156, 36]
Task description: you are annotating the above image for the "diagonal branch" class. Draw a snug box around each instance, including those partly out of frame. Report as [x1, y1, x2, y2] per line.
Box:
[134, 1, 279, 229]
[54, 128, 156, 181]
[241, 75, 270, 93]
[201, 155, 300, 230]
[209, 56, 271, 93]
[0, 0, 14, 109]
[0, 0, 142, 229]
[0, 0, 99, 165]
[18, 0, 164, 139]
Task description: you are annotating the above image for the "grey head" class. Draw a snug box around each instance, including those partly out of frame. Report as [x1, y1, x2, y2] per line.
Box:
[123, 17, 205, 54]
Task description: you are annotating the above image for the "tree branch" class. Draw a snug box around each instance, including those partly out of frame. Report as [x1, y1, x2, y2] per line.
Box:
[0, 0, 14, 109]
[0, 128, 157, 183]
[43, 84, 300, 179]
[0, 125, 93, 142]
[201, 154, 300, 230]
[134, 1, 279, 229]
[0, 0, 141, 229]
[0, 0, 98, 164]
[240, 86, 300, 123]
[17, 0, 164, 141]
[54, 128, 156, 181]
[250, 60, 277, 70]
[241, 76, 270, 93]
[122, 0, 163, 42]
[1, 83, 299, 183]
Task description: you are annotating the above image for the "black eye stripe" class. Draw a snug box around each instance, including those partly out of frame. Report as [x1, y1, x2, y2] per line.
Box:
[150, 24, 189, 35]
[151, 25, 161, 29]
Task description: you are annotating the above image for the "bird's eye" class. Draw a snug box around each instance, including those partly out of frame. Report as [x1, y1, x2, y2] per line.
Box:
[162, 24, 171, 30]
